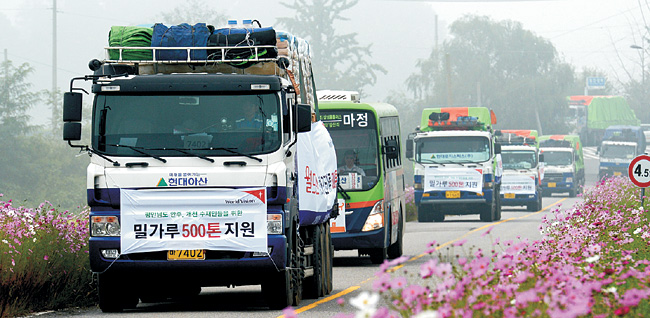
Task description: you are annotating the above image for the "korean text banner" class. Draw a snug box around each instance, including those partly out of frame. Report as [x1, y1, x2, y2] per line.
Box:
[501, 174, 536, 194]
[120, 188, 267, 255]
[424, 168, 483, 193]
[297, 122, 338, 225]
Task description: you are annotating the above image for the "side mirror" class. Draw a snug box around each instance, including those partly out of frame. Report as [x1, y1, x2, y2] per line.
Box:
[538, 153, 544, 163]
[63, 92, 83, 122]
[494, 143, 502, 155]
[405, 134, 415, 160]
[297, 104, 312, 133]
[63, 122, 82, 141]
[384, 139, 399, 160]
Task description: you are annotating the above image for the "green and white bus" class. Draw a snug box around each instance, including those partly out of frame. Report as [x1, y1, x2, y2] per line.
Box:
[318, 90, 405, 264]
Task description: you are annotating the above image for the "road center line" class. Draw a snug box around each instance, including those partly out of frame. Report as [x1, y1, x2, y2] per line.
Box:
[285, 198, 567, 316]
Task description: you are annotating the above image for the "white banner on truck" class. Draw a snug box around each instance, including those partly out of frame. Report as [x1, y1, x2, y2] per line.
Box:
[424, 167, 483, 193]
[501, 175, 536, 194]
[297, 122, 338, 222]
[120, 188, 267, 255]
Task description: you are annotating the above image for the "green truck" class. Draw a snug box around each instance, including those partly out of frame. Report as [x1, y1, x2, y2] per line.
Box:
[568, 95, 640, 146]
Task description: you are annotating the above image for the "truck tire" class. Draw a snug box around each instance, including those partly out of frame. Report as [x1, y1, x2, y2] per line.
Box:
[369, 247, 387, 264]
[432, 207, 445, 222]
[417, 205, 433, 222]
[494, 189, 502, 221]
[480, 195, 496, 222]
[98, 273, 138, 312]
[304, 224, 323, 299]
[324, 222, 333, 295]
[387, 211, 404, 259]
[262, 219, 302, 309]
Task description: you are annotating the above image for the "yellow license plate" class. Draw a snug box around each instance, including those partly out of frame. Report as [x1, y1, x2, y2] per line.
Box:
[548, 182, 556, 188]
[167, 250, 205, 260]
[614, 172, 622, 176]
[504, 193, 515, 199]
[446, 191, 461, 199]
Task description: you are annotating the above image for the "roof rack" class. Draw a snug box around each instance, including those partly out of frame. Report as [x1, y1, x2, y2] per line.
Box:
[495, 132, 537, 146]
[539, 139, 571, 148]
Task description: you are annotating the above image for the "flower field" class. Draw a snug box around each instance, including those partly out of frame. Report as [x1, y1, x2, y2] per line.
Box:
[334, 177, 650, 317]
[0, 195, 95, 317]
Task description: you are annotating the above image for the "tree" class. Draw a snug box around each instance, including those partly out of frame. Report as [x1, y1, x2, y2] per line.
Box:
[276, 0, 386, 96]
[0, 59, 38, 136]
[157, 0, 226, 25]
[405, 15, 576, 134]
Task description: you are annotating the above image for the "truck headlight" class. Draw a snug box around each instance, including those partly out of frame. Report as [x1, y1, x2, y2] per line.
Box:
[362, 200, 384, 232]
[565, 177, 573, 183]
[267, 214, 283, 235]
[91, 216, 120, 237]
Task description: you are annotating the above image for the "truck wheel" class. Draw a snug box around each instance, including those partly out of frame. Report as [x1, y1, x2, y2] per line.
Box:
[417, 205, 433, 222]
[387, 212, 404, 259]
[494, 191, 502, 221]
[98, 273, 138, 312]
[324, 222, 333, 295]
[432, 207, 445, 222]
[480, 197, 496, 222]
[568, 188, 577, 197]
[369, 247, 387, 264]
[262, 219, 302, 309]
[304, 224, 322, 299]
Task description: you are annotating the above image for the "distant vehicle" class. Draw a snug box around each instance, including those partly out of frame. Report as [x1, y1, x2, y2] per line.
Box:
[496, 130, 544, 211]
[567, 95, 640, 146]
[640, 124, 650, 145]
[598, 125, 646, 179]
[406, 107, 502, 223]
[318, 90, 406, 264]
[538, 135, 585, 197]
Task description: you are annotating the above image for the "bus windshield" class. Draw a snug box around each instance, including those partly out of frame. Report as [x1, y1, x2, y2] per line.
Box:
[322, 110, 380, 191]
[92, 93, 282, 156]
[502, 150, 537, 170]
[416, 136, 491, 164]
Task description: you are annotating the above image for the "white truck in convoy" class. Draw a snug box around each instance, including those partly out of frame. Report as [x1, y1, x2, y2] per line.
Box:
[62, 23, 337, 311]
[406, 107, 503, 222]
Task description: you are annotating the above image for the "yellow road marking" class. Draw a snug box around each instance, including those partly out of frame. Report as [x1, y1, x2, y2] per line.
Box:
[284, 198, 567, 316]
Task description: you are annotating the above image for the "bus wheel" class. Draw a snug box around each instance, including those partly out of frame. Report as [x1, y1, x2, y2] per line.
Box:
[387, 213, 403, 259]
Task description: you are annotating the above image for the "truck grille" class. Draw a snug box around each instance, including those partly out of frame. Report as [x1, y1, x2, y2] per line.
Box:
[544, 173, 564, 182]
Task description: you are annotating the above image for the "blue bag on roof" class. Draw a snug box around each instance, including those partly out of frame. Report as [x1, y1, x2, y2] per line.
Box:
[151, 23, 210, 60]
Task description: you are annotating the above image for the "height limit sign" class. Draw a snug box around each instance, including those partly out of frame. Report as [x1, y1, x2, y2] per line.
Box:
[629, 155, 650, 206]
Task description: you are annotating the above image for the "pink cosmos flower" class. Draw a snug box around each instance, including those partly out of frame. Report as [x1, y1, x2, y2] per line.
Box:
[43, 255, 49, 261]
[282, 307, 297, 318]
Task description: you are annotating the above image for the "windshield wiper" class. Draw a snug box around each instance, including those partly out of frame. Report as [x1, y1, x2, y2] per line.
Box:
[106, 144, 167, 163]
[155, 147, 215, 163]
[192, 147, 263, 162]
[419, 158, 445, 166]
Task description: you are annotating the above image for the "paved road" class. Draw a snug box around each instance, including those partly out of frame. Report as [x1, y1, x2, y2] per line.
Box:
[35, 148, 601, 317]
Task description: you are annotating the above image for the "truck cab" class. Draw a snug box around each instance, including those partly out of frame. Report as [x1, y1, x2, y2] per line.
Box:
[406, 107, 502, 223]
[539, 135, 584, 197]
[496, 130, 543, 211]
[598, 140, 637, 179]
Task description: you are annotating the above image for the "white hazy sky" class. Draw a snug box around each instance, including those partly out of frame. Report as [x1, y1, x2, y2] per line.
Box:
[0, 0, 647, 125]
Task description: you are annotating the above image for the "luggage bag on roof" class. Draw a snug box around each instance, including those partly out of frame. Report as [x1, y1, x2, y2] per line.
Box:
[151, 23, 211, 60]
[108, 26, 153, 60]
[207, 27, 277, 68]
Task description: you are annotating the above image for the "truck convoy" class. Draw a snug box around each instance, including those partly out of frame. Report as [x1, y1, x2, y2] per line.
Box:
[598, 125, 646, 179]
[496, 130, 544, 211]
[406, 107, 502, 222]
[62, 22, 337, 311]
[538, 135, 585, 197]
[567, 95, 640, 146]
[317, 90, 405, 264]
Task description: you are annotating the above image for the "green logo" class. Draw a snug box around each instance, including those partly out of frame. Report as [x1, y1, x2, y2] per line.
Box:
[157, 178, 168, 187]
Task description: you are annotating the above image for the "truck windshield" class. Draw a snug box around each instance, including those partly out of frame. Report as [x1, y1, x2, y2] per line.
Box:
[415, 136, 490, 164]
[92, 93, 282, 156]
[601, 144, 635, 159]
[322, 110, 380, 191]
[502, 150, 537, 169]
[542, 150, 573, 166]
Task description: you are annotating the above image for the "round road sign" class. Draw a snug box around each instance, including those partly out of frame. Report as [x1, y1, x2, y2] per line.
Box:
[628, 155, 650, 188]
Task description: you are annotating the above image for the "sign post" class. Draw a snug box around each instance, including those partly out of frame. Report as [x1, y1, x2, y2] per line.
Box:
[628, 155, 650, 207]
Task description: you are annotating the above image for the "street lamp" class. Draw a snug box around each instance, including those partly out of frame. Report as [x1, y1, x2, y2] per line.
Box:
[631, 44, 645, 85]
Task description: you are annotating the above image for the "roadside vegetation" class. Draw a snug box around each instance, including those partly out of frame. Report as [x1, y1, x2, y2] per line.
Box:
[332, 176, 650, 317]
[0, 197, 95, 318]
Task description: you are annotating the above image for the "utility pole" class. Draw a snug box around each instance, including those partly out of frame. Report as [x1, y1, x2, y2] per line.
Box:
[52, 0, 58, 132]
[445, 53, 453, 106]
[4, 49, 7, 99]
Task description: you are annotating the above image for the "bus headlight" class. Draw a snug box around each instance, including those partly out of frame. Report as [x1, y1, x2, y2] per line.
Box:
[362, 200, 384, 232]
[267, 214, 283, 235]
[91, 216, 120, 237]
